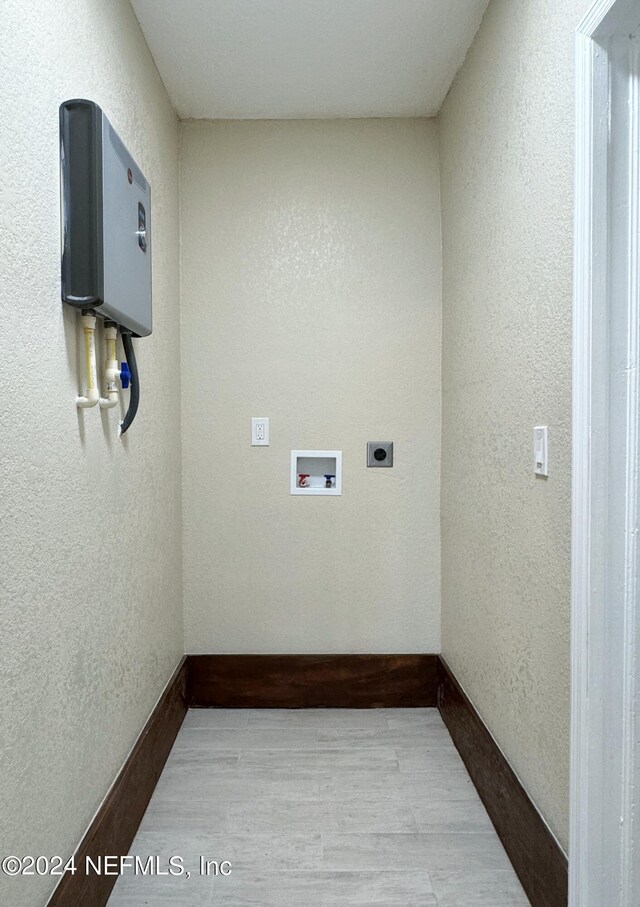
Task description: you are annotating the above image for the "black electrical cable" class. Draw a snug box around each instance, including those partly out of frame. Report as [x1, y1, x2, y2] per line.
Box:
[120, 331, 139, 435]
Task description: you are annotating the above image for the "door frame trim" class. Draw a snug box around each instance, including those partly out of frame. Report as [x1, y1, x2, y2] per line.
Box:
[571, 2, 640, 903]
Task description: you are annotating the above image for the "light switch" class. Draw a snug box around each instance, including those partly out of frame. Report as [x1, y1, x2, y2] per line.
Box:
[251, 417, 269, 446]
[534, 426, 548, 477]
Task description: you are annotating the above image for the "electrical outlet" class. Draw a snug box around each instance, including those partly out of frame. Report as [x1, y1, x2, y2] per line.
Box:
[367, 441, 393, 467]
[251, 417, 269, 446]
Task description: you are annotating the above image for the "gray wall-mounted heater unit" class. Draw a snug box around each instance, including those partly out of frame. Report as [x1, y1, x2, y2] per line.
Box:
[59, 99, 152, 336]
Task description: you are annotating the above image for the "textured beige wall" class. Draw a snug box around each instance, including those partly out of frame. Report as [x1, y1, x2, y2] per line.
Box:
[0, 2, 182, 904]
[439, 0, 589, 850]
[180, 119, 441, 654]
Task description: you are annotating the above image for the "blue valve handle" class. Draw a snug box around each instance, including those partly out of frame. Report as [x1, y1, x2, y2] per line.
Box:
[120, 361, 131, 389]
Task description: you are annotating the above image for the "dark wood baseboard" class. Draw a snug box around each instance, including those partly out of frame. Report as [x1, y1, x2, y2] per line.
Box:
[48, 653, 564, 907]
[437, 657, 567, 907]
[47, 653, 432, 905]
[188, 654, 438, 708]
[48, 657, 188, 907]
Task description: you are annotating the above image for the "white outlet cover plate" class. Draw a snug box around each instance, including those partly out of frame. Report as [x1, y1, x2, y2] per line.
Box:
[251, 417, 269, 446]
[534, 425, 548, 476]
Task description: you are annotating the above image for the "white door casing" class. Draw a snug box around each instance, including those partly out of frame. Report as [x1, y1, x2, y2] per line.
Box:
[571, 1, 640, 904]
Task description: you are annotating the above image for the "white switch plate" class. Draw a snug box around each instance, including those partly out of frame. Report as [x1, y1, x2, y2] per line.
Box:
[534, 426, 548, 476]
[251, 417, 269, 446]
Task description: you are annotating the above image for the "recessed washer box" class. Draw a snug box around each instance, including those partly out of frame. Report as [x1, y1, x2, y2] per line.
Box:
[291, 450, 342, 495]
[59, 99, 152, 337]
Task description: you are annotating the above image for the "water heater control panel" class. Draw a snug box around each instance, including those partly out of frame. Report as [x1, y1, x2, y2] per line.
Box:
[59, 99, 152, 336]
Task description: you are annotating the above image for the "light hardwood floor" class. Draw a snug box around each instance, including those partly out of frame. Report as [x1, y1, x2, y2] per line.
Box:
[107, 708, 529, 906]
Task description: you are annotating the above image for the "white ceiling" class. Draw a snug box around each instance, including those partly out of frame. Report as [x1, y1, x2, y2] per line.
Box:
[130, 0, 489, 120]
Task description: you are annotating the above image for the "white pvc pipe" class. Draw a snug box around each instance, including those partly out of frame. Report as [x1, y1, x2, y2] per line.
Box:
[76, 312, 99, 408]
[99, 323, 120, 409]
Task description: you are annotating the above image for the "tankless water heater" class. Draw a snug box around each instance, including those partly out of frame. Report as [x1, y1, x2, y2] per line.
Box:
[59, 99, 152, 336]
